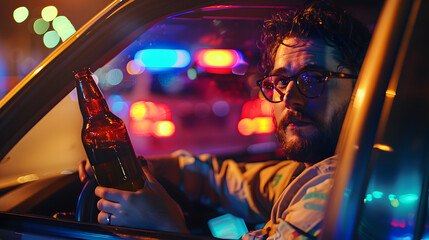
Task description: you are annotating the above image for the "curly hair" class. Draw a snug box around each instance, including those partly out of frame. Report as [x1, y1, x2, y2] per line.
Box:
[259, 0, 371, 74]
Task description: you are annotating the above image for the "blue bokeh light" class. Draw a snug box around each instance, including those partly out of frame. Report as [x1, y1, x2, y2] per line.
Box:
[212, 100, 230, 117]
[108, 94, 129, 118]
[134, 49, 191, 70]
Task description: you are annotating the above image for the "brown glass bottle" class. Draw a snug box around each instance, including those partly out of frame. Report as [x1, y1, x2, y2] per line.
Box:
[73, 67, 145, 191]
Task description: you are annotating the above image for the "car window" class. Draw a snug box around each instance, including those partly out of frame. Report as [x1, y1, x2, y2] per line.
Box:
[0, 6, 279, 201]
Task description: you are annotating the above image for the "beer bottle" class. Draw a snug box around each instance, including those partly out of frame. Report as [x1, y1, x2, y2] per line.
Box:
[73, 67, 145, 191]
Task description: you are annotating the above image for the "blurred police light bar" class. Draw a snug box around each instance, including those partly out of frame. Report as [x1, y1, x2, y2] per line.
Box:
[134, 49, 191, 70]
[196, 49, 244, 74]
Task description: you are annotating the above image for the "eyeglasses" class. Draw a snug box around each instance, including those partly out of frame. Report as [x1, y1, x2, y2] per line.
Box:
[256, 70, 357, 103]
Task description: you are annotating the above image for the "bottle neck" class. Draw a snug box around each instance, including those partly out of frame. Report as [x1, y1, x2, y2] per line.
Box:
[74, 68, 110, 118]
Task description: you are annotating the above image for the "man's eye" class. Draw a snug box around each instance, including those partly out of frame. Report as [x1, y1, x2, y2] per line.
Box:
[276, 78, 289, 88]
[262, 81, 274, 88]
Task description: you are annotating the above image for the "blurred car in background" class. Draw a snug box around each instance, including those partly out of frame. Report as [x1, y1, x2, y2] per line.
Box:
[0, 0, 427, 239]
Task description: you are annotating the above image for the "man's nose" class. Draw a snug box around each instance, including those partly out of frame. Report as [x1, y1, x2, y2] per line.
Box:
[283, 81, 307, 109]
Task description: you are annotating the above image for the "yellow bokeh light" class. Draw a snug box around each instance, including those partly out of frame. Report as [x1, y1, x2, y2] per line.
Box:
[197, 49, 240, 68]
[205, 50, 233, 66]
[41, 6, 58, 22]
[130, 101, 147, 120]
[254, 117, 275, 134]
[153, 121, 175, 137]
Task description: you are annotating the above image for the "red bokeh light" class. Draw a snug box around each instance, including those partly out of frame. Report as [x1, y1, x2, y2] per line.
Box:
[130, 101, 175, 138]
[238, 99, 274, 136]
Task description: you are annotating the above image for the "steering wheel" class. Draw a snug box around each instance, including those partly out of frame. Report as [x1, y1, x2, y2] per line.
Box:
[75, 178, 99, 223]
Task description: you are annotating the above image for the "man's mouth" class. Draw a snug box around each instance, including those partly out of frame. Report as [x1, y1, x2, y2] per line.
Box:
[289, 121, 310, 127]
[279, 110, 315, 131]
[286, 119, 313, 128]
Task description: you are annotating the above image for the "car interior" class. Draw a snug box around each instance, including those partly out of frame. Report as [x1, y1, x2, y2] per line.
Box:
[1, 0, 428, 239]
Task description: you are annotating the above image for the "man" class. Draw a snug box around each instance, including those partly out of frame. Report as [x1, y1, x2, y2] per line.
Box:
[79, 1, 370, 238]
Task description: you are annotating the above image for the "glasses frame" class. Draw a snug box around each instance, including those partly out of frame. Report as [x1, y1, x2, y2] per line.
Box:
[256, 70, 358, 103]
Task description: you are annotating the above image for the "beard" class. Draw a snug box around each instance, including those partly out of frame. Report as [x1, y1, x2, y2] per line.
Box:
[275, 104, 348, 165]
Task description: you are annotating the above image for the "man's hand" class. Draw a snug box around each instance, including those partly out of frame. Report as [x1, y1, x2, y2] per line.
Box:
[78, 159, 94, 183]
[95, 168, 188, 233]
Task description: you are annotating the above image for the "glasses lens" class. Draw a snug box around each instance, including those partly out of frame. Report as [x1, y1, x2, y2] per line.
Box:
[260, 77, 276, 101]
[297, 72, 325, 98]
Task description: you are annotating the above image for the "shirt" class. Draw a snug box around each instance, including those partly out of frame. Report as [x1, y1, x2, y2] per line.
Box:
[149, 150, 336, 239]
[241, 156, 336, 240]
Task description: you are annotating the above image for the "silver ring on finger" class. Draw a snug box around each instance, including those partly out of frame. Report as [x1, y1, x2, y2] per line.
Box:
[106, 213, 112, 225]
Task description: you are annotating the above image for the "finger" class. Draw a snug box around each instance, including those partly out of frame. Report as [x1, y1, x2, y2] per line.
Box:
[97, 198, 122, 215]
[85, 160, 94, 178]
[95, 186, 128, 203]
[98, 211, 115, 225]
[78, 160, 89, 183]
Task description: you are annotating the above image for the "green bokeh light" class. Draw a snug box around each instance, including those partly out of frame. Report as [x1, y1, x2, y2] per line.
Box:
[43, 31, 60, 48]
[41, 6, 58, 22]
[13, 6, 29, 23]
[33, 18, 49, 35]
[53, 16, 76, 42]
[106, 68, 123, 86]
[390, 199, 400, 208]
[187, 68, 197, 80]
